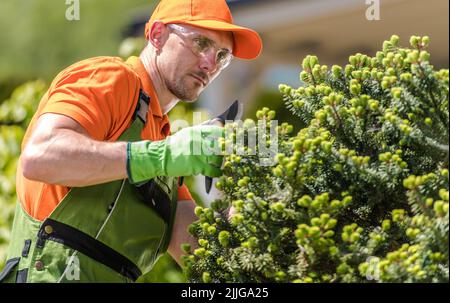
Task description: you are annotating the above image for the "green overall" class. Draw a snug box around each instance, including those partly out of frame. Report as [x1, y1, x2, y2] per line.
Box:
[0, 91, 179, 283]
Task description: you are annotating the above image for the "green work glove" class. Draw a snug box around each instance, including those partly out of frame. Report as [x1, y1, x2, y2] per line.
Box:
[127, 125, 224, 184]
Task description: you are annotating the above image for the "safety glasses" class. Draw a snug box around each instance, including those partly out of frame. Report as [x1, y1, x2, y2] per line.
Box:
[167, 24, 233, 71]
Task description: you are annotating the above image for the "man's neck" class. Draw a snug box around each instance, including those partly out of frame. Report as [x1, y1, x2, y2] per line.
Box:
[140, 49, 179, 115]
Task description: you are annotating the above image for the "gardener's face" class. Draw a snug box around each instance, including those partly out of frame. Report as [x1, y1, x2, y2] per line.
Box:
[159, 24, 234, 102]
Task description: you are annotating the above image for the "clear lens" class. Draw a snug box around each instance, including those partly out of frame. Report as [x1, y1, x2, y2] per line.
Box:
[168, 24, 233, 70]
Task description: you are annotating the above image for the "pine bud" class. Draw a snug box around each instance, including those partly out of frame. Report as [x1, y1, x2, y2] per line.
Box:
[376, 51, 385, 62]
[323, 230, 335, 238]
[400, 72, 413, 82]
[230, 214, 244, 225]
[215, 181, 223, 190]
[297, 195, 312, 207]
[275, 271, 287, 281]
[198, 239, 209, 247]
[382, 41, 392, 53]
[207, 226, 217, 235]
[218, 231, 231, 247]
[293, 99, 305, 108]
[248, 236, 258, 248]
[202, 272, 212, 283]
[345, 65, 353, 77]
[350, 232, 360, 242]
[194, 206, 204, 217]
[342, 196, 353, 206]
[439, 189, 449, 201]
[261, 212, 268, 220]
[433, 200, 446, 216]
[410, 36, 420, 48]
[408, 50, 420, 63]
[273, 166, 283, 177]
[352, 70, 363, 79]
[267, 110, 276, 120]
[324, 219, 337, 229]
[369, 100, 379, 111]
[332, 65, 342, 78]
[194, 247, 206, 257]
[329, 246, 339, 256]
[350, 83, 362, 95]
[420, 51, 430, 62]
[321, 141, 333, 154]
[278, 84, 290, 94]
[309, 226, 321, 238]
[310, 55, 319, 68]
[271, 202, 285, 212]
[391, 87, 403, 99]
[238, 178, 249, 187]
[246, 192, 255, 200]
[300, 71, 310, 83]
[311, 217, 321, 227]
[390, 35, 400, 46]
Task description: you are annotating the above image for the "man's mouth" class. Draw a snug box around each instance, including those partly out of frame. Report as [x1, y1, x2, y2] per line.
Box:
[190, 74, 207, 86]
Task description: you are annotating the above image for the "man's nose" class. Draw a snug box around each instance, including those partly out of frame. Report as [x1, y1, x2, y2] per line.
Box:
[199, 51, 219, 74]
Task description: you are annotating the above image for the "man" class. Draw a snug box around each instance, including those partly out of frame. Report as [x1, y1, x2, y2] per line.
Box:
[0, 0, 262, 283]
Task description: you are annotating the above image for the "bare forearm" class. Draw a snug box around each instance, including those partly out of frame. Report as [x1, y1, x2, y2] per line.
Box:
[21, 127, 128, 187]
[168, 200, 199, 267]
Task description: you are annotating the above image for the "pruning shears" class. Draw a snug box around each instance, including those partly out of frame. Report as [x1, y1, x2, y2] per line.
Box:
[204, 100, 243, 194]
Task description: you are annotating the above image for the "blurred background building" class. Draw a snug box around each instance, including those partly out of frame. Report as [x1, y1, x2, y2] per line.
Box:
[125, 0, 449, 116]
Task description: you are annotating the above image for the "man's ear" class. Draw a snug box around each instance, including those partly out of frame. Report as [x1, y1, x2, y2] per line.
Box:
[149, 20, 169, 50]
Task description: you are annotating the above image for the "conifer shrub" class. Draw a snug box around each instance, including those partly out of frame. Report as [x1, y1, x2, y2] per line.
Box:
[183, 35, 449, 283]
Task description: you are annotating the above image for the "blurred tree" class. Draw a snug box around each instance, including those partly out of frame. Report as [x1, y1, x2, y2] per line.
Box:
[0, 80, 47, 267]
[0, 0, 155, 83]
[246, 89, 307, 133]
[118, 37, 147, 58]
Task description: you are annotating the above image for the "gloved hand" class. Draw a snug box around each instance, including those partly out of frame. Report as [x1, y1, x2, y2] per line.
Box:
[127, 125, 224, 184]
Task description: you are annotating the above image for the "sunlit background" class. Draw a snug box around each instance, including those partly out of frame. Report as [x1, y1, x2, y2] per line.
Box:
[0, 0, 448, 282]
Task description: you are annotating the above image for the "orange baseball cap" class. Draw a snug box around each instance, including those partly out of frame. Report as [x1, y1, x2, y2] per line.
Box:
[145, 0, 262, 60]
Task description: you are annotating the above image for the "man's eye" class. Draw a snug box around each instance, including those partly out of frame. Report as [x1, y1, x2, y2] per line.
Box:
[194, 38, 210, 51]
[217, 50, 229, 62]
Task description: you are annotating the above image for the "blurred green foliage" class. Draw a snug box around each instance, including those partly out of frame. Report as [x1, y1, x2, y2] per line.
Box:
[0, 80, 46, 266]
[0, 0, 154, 83]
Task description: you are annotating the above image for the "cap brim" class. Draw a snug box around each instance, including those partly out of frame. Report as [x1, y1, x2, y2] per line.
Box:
[174, 20, 262, 60]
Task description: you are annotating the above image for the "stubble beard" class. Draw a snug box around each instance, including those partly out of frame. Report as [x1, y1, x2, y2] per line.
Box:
[165, 75, 201, 102]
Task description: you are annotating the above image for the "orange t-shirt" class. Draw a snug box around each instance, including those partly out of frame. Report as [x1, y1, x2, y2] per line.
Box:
[16, 56, 194, 221]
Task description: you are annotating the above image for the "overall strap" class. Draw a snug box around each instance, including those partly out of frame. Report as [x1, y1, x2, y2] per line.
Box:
[36, 219, 142, 281]
[133, 90, 150, 124]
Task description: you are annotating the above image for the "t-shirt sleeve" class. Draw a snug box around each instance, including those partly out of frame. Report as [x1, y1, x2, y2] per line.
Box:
[178, 183, 195, 202]
[41, 59, 140, 140]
